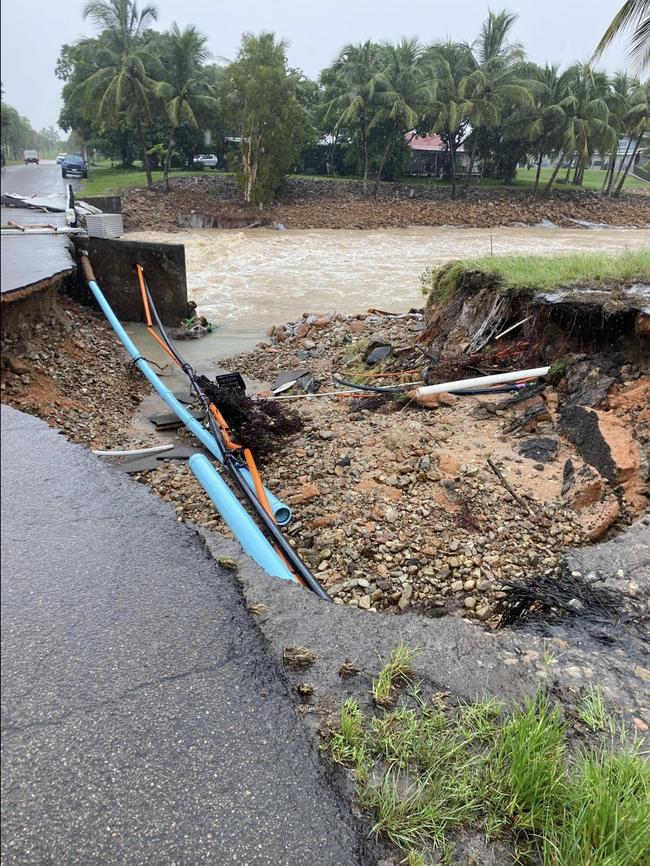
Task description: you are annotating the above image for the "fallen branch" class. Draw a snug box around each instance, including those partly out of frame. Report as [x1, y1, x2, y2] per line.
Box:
[487, 457, 531, 514]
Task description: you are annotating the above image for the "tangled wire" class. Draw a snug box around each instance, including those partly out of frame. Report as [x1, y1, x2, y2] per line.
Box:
[196, 375, 303, 460]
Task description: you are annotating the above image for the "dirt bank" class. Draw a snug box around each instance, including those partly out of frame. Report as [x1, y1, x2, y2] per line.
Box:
[122, 175, 650, 232]
[1, 297, 151, 449]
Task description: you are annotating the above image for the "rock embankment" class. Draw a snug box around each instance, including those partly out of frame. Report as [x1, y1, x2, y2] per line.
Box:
[122, 175, 650, 232]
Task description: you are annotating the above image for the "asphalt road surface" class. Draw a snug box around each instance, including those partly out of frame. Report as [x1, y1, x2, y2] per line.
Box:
[1, 406, 370, 866]
[1, 160, 83, 197]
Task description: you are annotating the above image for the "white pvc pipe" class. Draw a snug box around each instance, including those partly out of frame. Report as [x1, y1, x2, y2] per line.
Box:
[92, 443, 175, 457]
[415, 366, 550, 397]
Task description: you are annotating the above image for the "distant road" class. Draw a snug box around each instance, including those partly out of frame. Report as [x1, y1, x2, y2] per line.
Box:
[1, 160, 83, 197]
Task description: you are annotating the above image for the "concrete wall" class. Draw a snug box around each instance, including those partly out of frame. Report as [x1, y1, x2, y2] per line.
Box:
[82, 195, 122, 214]
[74, 237, 190, 327]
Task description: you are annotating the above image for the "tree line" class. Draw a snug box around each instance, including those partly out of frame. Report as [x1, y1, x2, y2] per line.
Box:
[54, 0, 649, 202]
[1, 85, 67, 160]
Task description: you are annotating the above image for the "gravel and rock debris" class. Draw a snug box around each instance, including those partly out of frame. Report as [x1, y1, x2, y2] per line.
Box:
[129, 304, 647, 626]
[122, 175, 650, 232]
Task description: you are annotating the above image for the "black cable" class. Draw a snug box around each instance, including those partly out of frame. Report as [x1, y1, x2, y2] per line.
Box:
[333, 375, 417, 394]
[141, 274, 330, 601]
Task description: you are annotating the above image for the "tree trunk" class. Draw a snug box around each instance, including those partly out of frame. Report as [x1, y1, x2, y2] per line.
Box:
[137, 120, 153, 187]
[612, 137, 633, 194]
[544, 154, 564, 193]
[532, 143, 544, 199]
[448, 134, 457, 199]
[373, 135, 393, 197]
[563, 153, 573, 185]
[361, 126, 369, 194]
[614, 136, 641, 196]
[164, 134, 173, 192]
[463, 133, 479, 197]
[605, 148, 618, 195]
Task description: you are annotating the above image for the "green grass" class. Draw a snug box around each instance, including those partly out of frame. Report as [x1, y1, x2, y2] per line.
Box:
[396, 166, 646, 191]
[421, 251, 650, 302]
[372, 643, 418, 707]
[466, 251, 650, 292]
[577, 686, 612, 733]
[512, 166, 647, 191]
[79, 165, 215, 196]
[323, 651, 650, 865]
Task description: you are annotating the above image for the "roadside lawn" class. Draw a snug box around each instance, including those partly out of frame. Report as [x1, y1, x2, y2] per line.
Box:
[80, 165, 213, 196]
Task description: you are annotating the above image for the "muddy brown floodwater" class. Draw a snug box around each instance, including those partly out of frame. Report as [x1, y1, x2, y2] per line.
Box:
[124, 225, 650, 357]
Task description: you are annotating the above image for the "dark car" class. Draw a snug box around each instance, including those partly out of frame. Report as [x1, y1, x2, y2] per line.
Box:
[61, 154, 88, 178]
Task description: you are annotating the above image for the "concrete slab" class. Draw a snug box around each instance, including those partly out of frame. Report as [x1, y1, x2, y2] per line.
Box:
[1, 208, 74, 296]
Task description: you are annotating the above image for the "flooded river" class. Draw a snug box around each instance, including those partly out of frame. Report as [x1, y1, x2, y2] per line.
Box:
[125, 225, 650, 357]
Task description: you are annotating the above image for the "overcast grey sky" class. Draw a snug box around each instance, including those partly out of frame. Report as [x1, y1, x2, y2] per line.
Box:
[0, 0, 631, 132]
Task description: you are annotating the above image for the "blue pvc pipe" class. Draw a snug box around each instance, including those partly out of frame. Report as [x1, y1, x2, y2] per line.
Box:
[189, 454, 296, 582]
[86, 278, 291, 525]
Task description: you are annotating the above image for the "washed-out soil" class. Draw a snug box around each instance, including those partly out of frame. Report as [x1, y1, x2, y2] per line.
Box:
[1, 296, 152, 449]
[121, 175, 650, 232]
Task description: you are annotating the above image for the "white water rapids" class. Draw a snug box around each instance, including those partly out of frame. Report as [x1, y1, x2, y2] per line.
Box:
[124, 224, 650, 358]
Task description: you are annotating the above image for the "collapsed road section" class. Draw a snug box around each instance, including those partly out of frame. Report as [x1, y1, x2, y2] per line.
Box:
[0, 406, 374, 866]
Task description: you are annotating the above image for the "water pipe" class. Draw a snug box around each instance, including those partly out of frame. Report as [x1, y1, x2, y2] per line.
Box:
[81, 258, 291, 525]
[92, 443, 175, 457]
[189, 454, 296, 583]
[415, 367, 550, 397]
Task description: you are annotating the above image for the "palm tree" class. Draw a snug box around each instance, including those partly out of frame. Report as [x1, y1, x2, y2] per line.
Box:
[80, 0, 160, 185]
[601, 73, 635, 195]
[155, 23, 216, 190]
[461, 9, 534, 194]
[370, 38, 424, 195]
[328, 41, 383, 192]
[613, 79, 649, 194]
[421, 41, 473, 198]
[594, 1, 650, 72]
[506, 65, 571, 197]
[544, 64, 616, 192]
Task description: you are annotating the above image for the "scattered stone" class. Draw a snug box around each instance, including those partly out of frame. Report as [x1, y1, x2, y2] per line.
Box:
[296, 682, 314, 701]
[339, 660, 361, 679]
[216, 555, 239, 571]
[363, 342, 392, 365]
[516, 436, 558, 463]
[283, 646, 317, 669]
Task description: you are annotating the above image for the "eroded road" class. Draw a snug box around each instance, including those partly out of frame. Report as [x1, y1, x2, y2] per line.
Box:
[0, 406, 373, 866]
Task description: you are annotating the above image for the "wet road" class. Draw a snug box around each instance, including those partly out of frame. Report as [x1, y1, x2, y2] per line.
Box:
[1, 406, 368, 866]
[1, 160, 83, 197]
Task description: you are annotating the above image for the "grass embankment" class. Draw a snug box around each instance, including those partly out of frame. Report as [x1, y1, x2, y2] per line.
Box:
[326, 645, 649, 865]
[421, 251, 650, 304]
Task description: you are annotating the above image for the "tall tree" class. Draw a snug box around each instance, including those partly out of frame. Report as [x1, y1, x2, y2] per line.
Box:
[370, 38, 424, 194]
[155, 23, 216, 190]
[506, 64, 571, 197]
[613, 79, 649, 193]
[224, 32, 303, 205]
[79, 0, 161, 185]
[327, 41, 383, 192]
[594, 1, 650, 71]
[421, 41, 473, 198]
[601, 73, 635, 194]
[544, 64, 616, 191]
[461, 9, 534, 194]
